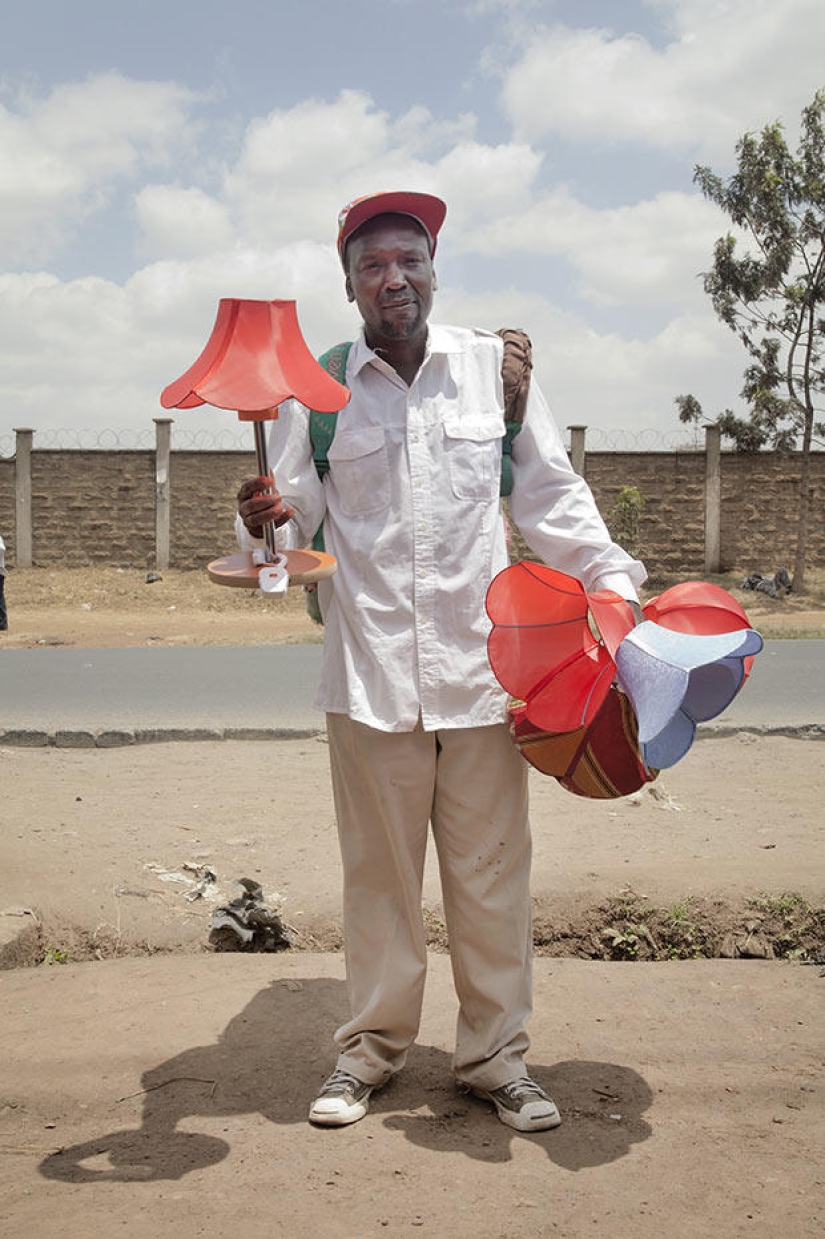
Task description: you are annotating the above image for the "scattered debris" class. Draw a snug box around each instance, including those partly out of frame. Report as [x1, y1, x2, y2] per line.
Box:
[115, 1076, 217, 1105]
[209, 878, 291, 953]
[628, 783, 682, 811]
[740, 568, 792, 598]
[145, 862, 218, 901]
[719, 921, 775, 959]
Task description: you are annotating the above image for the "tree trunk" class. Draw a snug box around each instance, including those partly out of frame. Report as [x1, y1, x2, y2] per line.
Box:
[792, 408, 814, 593]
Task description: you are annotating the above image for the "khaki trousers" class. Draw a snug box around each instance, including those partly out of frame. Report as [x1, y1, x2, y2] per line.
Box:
[326, 712, 533, 1091]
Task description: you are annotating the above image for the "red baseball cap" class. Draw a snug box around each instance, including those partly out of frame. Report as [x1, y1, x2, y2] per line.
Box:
[337, 191, 447, 265]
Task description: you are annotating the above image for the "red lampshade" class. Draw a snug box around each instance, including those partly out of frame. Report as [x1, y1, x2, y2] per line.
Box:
[485, 562, 628, 733]
[485, 562, 760, 797]
[160, 298, 350, 416]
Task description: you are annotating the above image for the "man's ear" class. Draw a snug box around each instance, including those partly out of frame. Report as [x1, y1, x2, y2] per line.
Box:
[345, 274, 355, 303]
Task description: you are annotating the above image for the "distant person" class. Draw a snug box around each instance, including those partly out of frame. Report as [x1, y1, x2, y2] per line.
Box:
[236, 191, 646, 1133]
[0, 535, 7, 631]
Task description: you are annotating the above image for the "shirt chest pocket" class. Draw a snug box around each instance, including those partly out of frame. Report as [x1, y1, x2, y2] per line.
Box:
[442, 414, 503, 501]
[327, 426, 391, 517]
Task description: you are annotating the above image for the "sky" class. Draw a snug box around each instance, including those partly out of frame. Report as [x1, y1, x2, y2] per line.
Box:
[1, 0, 824, 455]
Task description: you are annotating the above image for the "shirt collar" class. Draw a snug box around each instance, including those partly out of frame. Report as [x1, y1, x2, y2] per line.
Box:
[350, 322, 461, 376]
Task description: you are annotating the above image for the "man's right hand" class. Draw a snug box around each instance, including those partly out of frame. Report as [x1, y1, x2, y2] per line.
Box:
[237, 475, 295, 537]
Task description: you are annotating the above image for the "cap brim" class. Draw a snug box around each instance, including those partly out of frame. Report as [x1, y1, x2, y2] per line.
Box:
[339, 191, 446, 261]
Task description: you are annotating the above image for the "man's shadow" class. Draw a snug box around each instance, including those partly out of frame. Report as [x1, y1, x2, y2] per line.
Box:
[40, 975, 348, 1183]
[384, 1044, 653, 1169]
[40, 977, 652, 1182]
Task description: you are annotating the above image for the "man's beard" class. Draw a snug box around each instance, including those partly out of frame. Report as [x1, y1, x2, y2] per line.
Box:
[377, 304, 424, 339]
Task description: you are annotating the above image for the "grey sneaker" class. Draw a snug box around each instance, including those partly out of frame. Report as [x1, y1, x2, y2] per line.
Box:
[472, 1076, 561, 1132]
[308, 1069, 374, 1127]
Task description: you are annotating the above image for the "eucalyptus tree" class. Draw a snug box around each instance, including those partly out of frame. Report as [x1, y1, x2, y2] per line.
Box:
[677, 89, 825, 591]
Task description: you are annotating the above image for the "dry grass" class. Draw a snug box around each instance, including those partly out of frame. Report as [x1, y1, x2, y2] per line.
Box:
[647, 568, 825, 638]
[3, 566, 322, 648]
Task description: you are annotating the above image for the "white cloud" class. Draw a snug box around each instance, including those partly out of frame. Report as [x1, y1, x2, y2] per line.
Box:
[500, 0, 825, 161]
[0, 243, 359, 444]
[477, 187, 723, 308]
[0, 6, 814, 453]
[224, 91, 393, 245]
[436, 280, 746, 442]
[434, 140, 543, 230]
[2, 89, 552, 441]
[224, 90, 489, 249]
[0, 73, 199, 263]
[0, 250, 746, 450]
[135, 185, 235, 259]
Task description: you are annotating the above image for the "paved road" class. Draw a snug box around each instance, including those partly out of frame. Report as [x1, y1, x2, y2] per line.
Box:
[1, 639, 823, 739]
[0, 644, 324, 736]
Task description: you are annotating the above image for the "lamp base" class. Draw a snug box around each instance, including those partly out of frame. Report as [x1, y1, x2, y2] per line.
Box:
[207, 549, 337, 589]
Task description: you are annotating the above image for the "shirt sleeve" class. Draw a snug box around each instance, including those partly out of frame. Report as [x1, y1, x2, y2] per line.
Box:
[507, 379, 647, 600]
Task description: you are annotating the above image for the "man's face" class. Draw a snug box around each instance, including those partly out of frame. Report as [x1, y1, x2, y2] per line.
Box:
[344, 214, 436, 350]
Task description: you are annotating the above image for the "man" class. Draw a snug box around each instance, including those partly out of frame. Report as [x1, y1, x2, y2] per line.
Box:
[237, 191, 646, 1132]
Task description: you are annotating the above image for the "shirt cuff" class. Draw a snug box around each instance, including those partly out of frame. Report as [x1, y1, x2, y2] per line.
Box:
[589, 571, 641, 603]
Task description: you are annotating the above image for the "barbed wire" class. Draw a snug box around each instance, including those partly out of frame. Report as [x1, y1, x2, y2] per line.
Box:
[1, 424, 821, 457]
[581, 426, 703, 451]
[0, 426, 250, 457]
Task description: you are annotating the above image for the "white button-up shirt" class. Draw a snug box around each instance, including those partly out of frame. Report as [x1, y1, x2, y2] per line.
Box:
[237, 324, 646, 733]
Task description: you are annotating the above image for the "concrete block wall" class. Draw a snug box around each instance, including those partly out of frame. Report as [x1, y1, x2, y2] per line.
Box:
[584, 452, 707, 575]
[169, 451, 257, 568]
[719, 453, 823, 571]
[2, 441, 823, 577]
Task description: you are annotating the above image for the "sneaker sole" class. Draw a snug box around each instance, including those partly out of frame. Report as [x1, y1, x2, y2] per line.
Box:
[308, 1097, 371, 1127]
[492, 1104, 562, 1132]
[470, 1087, 562, 1133]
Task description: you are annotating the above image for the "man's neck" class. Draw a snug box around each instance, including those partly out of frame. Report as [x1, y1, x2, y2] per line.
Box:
[365, 328, 428, 386]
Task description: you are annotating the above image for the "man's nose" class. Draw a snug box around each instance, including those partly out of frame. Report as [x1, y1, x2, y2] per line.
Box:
[385, 261, 408, 288]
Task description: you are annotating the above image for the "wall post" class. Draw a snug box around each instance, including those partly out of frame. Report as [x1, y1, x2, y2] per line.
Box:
[704, 423, 721, 574]
[154, 418, 173, 570]
[13, 428, 34, 568]
[567, 425, 587, 476]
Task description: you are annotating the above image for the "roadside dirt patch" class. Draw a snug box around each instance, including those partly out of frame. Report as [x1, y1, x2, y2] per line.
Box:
[2, 565, 824, 649]
[2, 569, 824, 1239]
[3, 735, 823, 969]
[1, 567, 322, 649]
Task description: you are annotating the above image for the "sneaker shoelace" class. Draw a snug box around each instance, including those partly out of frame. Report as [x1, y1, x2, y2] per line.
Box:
[497, 1077, 547, 1103]
[321, 1069, 364, 1096]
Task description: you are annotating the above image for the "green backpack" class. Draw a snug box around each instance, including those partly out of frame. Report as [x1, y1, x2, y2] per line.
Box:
[305, 328, 533, 619]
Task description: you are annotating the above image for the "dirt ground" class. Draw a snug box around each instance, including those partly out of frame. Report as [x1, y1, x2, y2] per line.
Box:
[1, 568, 824, 1237]
[3, 563, 825, 650]
[0, 566, 324, 650]
[3, 564, 825, 964]
[2, 734, 825, 968]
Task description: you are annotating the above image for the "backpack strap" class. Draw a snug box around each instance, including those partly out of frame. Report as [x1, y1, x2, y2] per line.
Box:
[309, 342, 353, 480]
[496, 328, 532, 498]
[308, 342, 352, 554]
